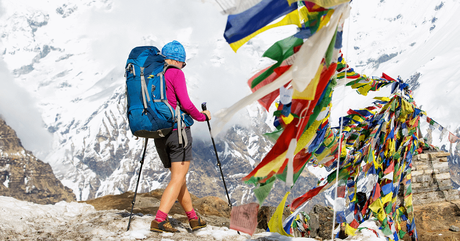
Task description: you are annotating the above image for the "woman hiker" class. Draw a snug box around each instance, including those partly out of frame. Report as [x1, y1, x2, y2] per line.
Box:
[150, 40, 211, 233]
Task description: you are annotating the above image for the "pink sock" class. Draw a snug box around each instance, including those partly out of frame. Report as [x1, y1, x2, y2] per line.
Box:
[186, 209, 198, 220]
[155, 210, 168, 222]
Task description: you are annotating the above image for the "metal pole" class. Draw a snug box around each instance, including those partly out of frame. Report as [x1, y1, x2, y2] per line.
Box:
[127, 137, 149, 231]
[201, 102, 232, 208]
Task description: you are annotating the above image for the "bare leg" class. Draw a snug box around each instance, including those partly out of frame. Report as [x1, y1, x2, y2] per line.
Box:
[177, 177, 193, 212]
[158, 161, 191, 214]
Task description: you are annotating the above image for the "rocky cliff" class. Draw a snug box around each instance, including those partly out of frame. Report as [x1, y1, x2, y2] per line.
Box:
[0, 117, 75, 204]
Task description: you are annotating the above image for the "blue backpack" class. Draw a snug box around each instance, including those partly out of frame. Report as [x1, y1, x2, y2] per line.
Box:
[125, 46, 194, 139]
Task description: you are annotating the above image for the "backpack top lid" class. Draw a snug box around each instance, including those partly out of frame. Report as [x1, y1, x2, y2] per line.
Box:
[161, 40, 186, 62]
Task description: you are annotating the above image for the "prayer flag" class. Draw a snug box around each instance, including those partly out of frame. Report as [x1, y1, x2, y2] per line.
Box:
[230, 203, 260, 236]
[449, 132, 459, 143]
[345, 223, 358, 236]
[247, 66, 281, 111]
[268, 191, 292, 237]
[372, 183, 381, 201]
[254, 177, 276, 205]
[289, 0, 350, 8]
[216, 0, 262, 15]
[224, 0, 299, 52]
[250, 36, 303, 88]
[369, 199, 383, 213]
[291, 184, 327, 210]
[381, 183, 393, 196]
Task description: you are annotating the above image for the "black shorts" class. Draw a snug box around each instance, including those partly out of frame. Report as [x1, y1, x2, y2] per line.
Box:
[154, 128, 193, 168]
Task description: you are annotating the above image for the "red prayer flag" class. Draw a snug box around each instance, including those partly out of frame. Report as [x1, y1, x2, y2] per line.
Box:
[230, 203, 260, 236]
[337, 185, 346, 198]
[247, 63, 291, 111]
[384, 161, 394, 175]
[273, 65, 292, 76]
[350, 219, 359, 229]
[381, 72, 396, 82]
[291, 184, 326, 210]
[449, 132, 459, 143]
[372, 183, 381, 202]
[361, 199, 369, 216]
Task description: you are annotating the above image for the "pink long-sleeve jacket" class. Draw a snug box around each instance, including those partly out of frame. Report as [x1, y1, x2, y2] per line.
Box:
[164, 67, 206, 122]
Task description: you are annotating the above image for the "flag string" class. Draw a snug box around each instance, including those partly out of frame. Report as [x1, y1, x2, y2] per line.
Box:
[331, 4, 351, 239]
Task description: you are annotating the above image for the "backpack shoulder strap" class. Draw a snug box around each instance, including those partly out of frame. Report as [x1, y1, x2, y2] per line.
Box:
[160, 64, 190, 148]
[160, 64, 180, 75]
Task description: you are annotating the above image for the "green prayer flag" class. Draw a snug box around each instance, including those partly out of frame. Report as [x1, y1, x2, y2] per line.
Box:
[391, 99, 396, 112]
[384, 202, 392, 214]
[381, 224, 393, 236]
[254, 177, 276, 205]
[251, 36, 303, 88]
[406, 205, 413, 213]
[405, 183, 412, 196]
[264, 129, 284, 143]
[324, 29, 337, 67]
[398, 230, 407, 238]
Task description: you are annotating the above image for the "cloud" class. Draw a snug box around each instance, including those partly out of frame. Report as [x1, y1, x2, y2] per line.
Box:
[81, 0, 296, 139]
[0, 1, 4, 18]
[0, 58, 53, 159]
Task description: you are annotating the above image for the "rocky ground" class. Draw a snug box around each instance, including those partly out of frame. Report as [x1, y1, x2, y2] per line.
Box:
[2, 188, 460, 240]
[82, 189, 460, 241]
[407, 200, 460, 241]
[82, 189, 234, 230]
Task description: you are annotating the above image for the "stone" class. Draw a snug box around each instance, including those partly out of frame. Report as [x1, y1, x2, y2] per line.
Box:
[308, 204, 334, 240]
[449, 225, 460, 232]
[256, 205, 290, 231]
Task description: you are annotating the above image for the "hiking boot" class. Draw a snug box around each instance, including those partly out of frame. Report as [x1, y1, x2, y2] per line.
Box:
[150, 218, 179, 233]
[189, 216, 207, 231]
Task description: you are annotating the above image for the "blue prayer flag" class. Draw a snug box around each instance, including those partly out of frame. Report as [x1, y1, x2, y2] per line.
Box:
[224, 0, 298, 45]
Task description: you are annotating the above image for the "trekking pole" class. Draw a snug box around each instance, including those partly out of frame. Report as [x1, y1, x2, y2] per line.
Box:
[127, 137, 149, 231]
[201, 102, 232, 208]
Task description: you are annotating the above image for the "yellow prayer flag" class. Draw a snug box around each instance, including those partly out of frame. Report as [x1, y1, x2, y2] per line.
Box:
[400, 99, 414, 116]
[287, 0, 349, 8]
[296, 119, 323, 152]
[382, 193, 393, 204]
[345, 223, 357, 236]
[268, 191, 293, 237]
[357, 84, 373, 96]
[374, 97, 390, 102]
[255, 151, 287, 177]
[293, 64, 324, 100]
[351, 184, 357, 203]
[369, 199, 383, 213]
[404, 194, 413, 207]
[378, 208, 387, 221]
[315, 147, 332, 162]
[281, 114, 295, 125]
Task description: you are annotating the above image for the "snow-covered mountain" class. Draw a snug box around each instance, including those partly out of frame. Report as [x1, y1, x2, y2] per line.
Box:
[1, 0, 460, 204]
[0, 0, 280, 201]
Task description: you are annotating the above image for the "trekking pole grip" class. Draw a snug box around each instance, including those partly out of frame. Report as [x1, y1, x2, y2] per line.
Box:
[201, 102, 207, 111]
[201, 102, 210, 121]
